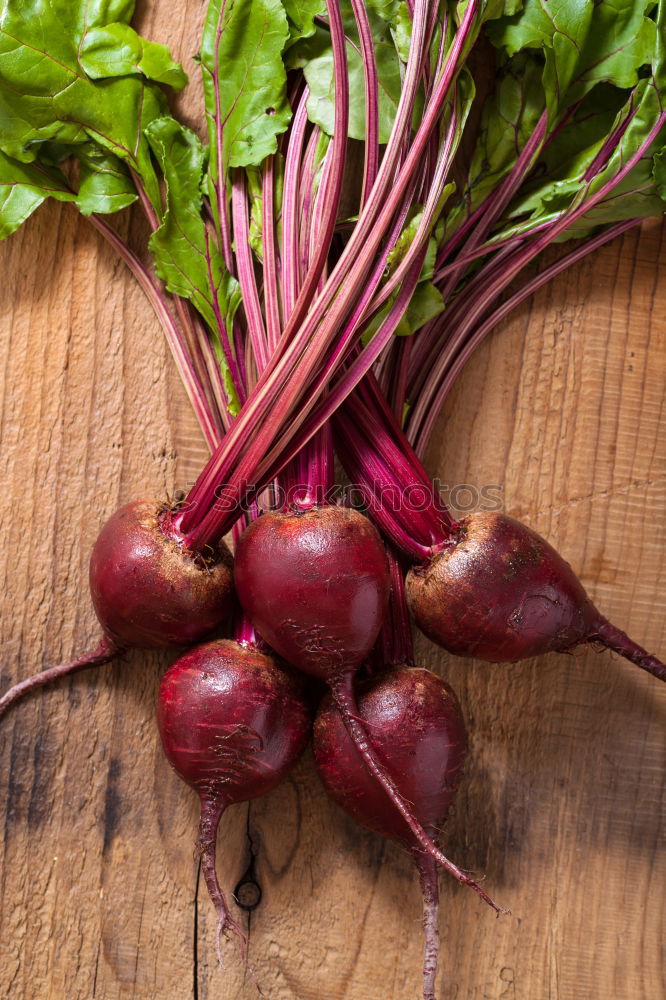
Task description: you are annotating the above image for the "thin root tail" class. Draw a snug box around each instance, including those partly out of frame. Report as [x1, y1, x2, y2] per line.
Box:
[0, 636, 119, 719]
[592, 618, 666, 682]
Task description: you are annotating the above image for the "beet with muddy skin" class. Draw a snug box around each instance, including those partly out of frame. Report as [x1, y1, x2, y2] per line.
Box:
[407, 512, 666, 678]
[90, 499, 234, 649]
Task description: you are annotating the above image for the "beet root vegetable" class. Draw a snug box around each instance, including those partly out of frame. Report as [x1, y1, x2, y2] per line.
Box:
[406, 512, 666, 678]
[157, 637, 311, 961]
[233, 505, 391, 678]
[314, 665, 468, 1000]
[0, 499, 234, 717]
[234, 504, 501, 910]
[336, 386, 666, 682]
[89, 499, 233, 648]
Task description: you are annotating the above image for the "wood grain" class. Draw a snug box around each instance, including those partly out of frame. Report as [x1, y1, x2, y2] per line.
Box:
[0, 4, 664, 998]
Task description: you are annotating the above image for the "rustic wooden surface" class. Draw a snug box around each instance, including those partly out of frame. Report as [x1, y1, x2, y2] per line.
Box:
[0, 5, 665, 999]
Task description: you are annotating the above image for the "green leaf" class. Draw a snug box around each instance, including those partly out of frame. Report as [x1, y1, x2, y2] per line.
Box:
[386, 197, 456, 282]
[391, 2, 412, 63]
[398, 281, 445, 335]
[500, 3, 666, 238]
[559, 80, 666, 237]
[361, 279, 445, 342]
[506, 84, 629, 221]
[488, 0, 656, 121]
[441, 52, 544, 241]
[367, 0, 400, 20]
[362, 197, 449, 344]
[0, 136, 136, 236]
[245, 165, 265, 259]
[80, 23, 187, 90]
[0, 149, 74, 238]
[654, 148, 666, 199]
[76, 144, 138, 215]
[146, 117, 242, 412]
[283, 0, 326, 43]
[200, 0, 291, 183]
[0, 0, 180, 208]
[292, 5, 403, 143]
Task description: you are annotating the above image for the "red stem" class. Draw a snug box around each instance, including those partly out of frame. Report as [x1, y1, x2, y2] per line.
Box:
[262, 157, 282, 352]
[285, 0, 349, 338]
[382, 549, 415, 667]
[232, 171, 269, 373]
[370, 98, 463, 314]
[282, 89, 310, 317]
[299, 127, 322, 284]
[437, 110, 548, 302]
[350, 0, 379, 205]
[210, 7, 235, 269]
[334, 396, 444, 559]
[87, 215, 222, 451]
[177, 2, 476, 547]
[407, 218, 643, 455]
[203, 227, 246, 405]
[241, 250, 428, 525]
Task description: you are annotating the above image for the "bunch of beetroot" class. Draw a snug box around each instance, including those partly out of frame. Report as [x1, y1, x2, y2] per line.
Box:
[1, 0, 665, 996]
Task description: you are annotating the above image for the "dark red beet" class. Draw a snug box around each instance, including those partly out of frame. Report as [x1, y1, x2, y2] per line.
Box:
[314, 666, 468, 1000]
[157, 638, 311, 962]
[233, 505, 390, 679]
[90, 499, 233, 649]
[314, 665, 467, 844]
[407, 512, 666, 679]
[0, 499, 235, 718]
[234, 505, 501, 911]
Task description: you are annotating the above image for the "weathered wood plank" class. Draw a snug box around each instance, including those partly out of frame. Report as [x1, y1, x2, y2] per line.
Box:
[0, 3, 664, 997]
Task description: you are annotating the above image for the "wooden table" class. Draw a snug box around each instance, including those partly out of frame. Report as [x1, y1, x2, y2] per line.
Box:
[1, 5, 664, 998]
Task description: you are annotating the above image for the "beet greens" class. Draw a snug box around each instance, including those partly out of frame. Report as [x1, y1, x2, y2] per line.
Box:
[1, 0, 664, 553]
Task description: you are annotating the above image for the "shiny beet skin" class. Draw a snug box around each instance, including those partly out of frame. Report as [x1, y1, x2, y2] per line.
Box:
[89, 499, 234, 649]
[406, 512, 599, 662]
[157, 639, 311, 804]
[233, 506, 391, 680]
[313, 666, 468, 846]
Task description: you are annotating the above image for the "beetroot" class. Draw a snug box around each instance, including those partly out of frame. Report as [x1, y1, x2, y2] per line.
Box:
[157, 637, 311, 960]
[336, 385, 666, 682]
[406, 512, 666, 678]
[90, 499, 233, 649]
[314, 665, 468, 1000]
[234, 503, 501, 910]
[0, 499, 234, 717]
[233, 505, 390, 678]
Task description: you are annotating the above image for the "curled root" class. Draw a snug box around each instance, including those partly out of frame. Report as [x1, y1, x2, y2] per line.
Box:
[0, 636, 119, 719]
[215, 909, 248, 967]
